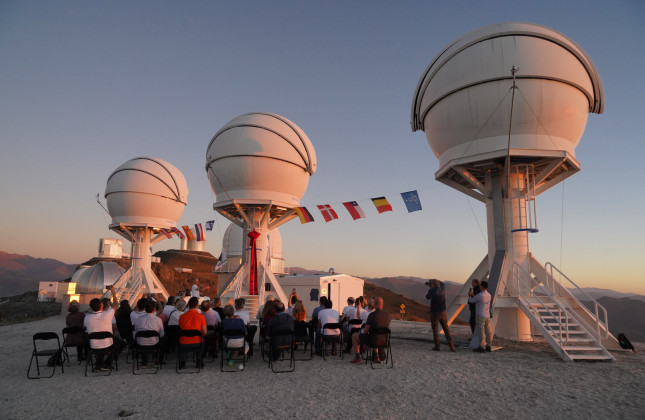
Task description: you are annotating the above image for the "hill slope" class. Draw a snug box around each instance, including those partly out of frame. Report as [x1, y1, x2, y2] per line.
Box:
[0, 251, 76, 297]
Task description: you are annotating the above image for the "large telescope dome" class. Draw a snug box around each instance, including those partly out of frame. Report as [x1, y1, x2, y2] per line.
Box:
[411, 22, 604, 170]
[105, 157, 188, 228]
[206, 112, 317, 208]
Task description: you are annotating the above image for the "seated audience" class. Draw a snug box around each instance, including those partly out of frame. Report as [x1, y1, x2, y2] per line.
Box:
[133, 299, 166, 366]
[266, 301, 295, 361]
[178, 297, 206, 369]
[84, 292, 121, 370]
[351, 297, 391, 364]
[317, 299, 340, 355]
[65, 300, 85, 362]
[222, 304, 248, 365]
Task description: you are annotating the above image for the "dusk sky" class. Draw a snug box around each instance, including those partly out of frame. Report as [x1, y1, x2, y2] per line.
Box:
[1, 1, 643, 293]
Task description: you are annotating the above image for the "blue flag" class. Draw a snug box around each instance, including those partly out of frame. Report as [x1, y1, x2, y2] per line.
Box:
[205, 220, 214, 231]
[401, 190, 422, 213]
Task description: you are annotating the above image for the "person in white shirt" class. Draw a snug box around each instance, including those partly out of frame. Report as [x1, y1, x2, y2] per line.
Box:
[84, 292, 118, 370]
[161, 296, 176, 319]
[191, 279, 200, 298]
[133, 299, 166, 366]
[130, 298, 148, 331]
[468, 280, 493, 352]
[341, 297, 356, 322]
[358, 298, 374, 332]
[234, 298, 250, 325]
[317, 299, 340, 354]
[168, 300, 187, 326]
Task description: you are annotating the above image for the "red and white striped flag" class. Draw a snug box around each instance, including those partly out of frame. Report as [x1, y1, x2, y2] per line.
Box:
[342, 201, 366, 220]
[160, 228, 173, 239]
[317, 204, 338, 223]
[172, 227, 185, 239]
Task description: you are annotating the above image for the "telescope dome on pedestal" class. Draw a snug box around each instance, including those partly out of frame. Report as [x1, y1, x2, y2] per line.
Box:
[411, 22, 604, 170]
[222, 223, 283, 259]
[105, 157, 188, 229]
[206, 112, 317, 208]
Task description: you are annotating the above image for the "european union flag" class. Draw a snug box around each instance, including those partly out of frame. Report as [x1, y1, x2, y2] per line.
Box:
[401, 190, 422, 213]
[205, 220, 214, 231]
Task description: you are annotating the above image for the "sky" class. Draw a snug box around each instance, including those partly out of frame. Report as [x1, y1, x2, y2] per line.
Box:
[1, 1, 644, 294]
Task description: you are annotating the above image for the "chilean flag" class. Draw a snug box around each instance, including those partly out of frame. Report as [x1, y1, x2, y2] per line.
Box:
[342, 201, 366, 220]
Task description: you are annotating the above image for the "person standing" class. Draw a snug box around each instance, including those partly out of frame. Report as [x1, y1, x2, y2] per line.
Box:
[468, 280, 493, 352]
[426, 280, 455, 352]
[468, 279, 481, 334]
[191, 279, 200, 298]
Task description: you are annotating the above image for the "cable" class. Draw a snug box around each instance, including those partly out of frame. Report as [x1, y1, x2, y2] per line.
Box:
[466, 196, 488, 247]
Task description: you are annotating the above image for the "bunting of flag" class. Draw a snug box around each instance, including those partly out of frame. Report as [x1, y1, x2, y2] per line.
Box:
[343, 201, 366, 220]
[294, 206, 314, 224]
[173, 227, 185, 239]
[371, 196, 393, 214]
[160, 228, 173, 239]
[182, 225, 195, 241]
[194, 223, 205, 241]
[317, 204, 339, 223]
[401, 190, 422, 213]
[205, 220, 214, 231]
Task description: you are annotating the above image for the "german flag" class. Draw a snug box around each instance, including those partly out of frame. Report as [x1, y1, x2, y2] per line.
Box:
[294, 206, 314, 224]
[371, 197, 393, 214]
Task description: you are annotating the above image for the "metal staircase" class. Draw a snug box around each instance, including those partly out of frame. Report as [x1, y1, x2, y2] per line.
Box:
[512, 261, 615, 362]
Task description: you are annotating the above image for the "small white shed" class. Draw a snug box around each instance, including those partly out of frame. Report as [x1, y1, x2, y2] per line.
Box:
[276, 274, 364, 317]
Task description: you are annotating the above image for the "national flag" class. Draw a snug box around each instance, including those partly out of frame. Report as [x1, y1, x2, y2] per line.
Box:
[401, 190, 422, 213]
[173, 227, 185, 239]
[215, 249, 227, 271]
[182, 225, 195, 241]
[294, 206, 314, 224]
[371, 196, 393, 214]
[205, 220, 214, 231]
[160, 228, 173, 239]
[194, 223, 205, 241]
[342, 201, 366, 220]
[317, 204, 338, 223]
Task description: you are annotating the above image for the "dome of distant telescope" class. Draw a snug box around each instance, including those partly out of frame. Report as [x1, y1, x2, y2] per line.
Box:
[222, 223, 283, 258]
[411, 22, 604, 169]
[74, 262, 125, 294]
[105, 157, 188, 229]
[205, 112, 317, 208]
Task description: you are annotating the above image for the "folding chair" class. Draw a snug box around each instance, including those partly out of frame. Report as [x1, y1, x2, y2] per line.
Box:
[294, 321, 313, 360]
[203, 325, 219, 364]
[220, 328, 247, 372]
[62, 326, 85, 365]
[321, 323, 343, 360]
[132, 330, 161, 374]
[85, 331, 117, 376]
[269, 329, 295, 373]
[365, 327, 393, 369]
[176, 330, 203, 374]
[27, 332, 63, 379]
[346, 319, 362, 353]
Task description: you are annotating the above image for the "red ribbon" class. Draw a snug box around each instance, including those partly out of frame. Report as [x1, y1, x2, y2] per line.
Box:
[248, 230, 261, 295]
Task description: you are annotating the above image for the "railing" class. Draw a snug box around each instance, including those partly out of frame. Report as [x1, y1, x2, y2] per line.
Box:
[544, 262, 609, 340]
[218, 264, 246, 300]
[512, 262, 572, 345]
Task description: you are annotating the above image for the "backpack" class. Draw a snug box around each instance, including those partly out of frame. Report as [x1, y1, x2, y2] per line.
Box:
[617, 333, 635, 351]
[47, 348, 64, 367]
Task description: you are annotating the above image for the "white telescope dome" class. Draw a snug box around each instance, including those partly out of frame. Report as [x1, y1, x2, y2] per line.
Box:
[105, 157, 188, 228]
[411, 22, 604, 169]
[206, 112, 317, 208]
[74, 262, 125, 294]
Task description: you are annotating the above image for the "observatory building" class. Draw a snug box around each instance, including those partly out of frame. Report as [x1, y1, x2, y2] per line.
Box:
[411, 22, 618, 361]
[206, 112, 316, 309]
[103, 157, 188, 303]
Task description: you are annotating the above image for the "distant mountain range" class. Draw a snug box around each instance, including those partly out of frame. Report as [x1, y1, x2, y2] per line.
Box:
[0, 251, 76, 298]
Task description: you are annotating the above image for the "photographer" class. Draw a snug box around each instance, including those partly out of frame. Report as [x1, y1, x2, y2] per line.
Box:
[425, 280, 455, 352]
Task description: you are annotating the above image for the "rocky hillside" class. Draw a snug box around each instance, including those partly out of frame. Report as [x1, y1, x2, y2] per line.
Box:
[0, 251, 76, 297]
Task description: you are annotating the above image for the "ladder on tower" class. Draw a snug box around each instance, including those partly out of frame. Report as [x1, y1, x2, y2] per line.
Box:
[512, 261, 615, 362]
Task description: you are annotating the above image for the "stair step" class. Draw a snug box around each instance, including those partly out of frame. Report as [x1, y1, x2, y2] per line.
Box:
[547, 330, 587, 335]
[568, 354, 613, 361]
[562, 346, 603, 352]
[542, 322, 580, 328]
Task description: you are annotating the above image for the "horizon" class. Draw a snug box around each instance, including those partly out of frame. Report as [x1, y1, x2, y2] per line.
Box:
[1, 2, 643, 294]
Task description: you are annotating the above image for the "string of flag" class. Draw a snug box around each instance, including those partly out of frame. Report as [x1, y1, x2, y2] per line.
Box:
[159, 188, 430, 236]
[294, 190, 422, 224]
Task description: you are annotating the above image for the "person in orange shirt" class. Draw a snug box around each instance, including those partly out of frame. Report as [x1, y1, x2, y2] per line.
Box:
[178, 297, 207, 369]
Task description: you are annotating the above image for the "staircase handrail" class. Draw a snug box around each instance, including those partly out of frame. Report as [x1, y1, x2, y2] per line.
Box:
[218, 264, 246, 299]
[512, 262, 571, 344]
[544, 262, 609, 340]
